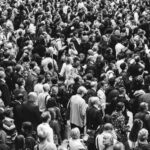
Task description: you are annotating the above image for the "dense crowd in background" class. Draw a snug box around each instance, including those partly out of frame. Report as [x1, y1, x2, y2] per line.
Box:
[0, 0, 150, 149]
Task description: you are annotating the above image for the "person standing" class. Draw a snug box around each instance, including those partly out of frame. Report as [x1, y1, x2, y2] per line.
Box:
[67, 86, 87, 134]
[0, 71, 11, 106]
[86, 97, 103, 150]
[22, 92, 41, 130]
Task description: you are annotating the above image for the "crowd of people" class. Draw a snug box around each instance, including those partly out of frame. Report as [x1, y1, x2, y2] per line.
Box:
[0, 0, 150, 149]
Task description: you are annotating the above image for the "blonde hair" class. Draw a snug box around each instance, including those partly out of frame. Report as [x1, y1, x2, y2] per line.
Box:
[70, 128, 80, 139]
[37, 124, 48, 140]
[138, 128, 149, 142]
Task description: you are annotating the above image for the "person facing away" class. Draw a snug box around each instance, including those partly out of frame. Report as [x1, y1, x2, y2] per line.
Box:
[67, 86, 88, 134]
[34, 123, 57, 150]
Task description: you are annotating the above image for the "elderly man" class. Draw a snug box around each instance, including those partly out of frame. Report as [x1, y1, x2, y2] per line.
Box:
[67, 86, 87, 134]
[22, 92, 41, 130]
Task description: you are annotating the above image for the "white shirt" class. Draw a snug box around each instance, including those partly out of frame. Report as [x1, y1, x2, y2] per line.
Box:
[41, 123, 54, 143]
[68, 94, 87, 127]
[38, 92, 50, 112]
[97, 89, 106, 109]
[60, 63, 73, 79]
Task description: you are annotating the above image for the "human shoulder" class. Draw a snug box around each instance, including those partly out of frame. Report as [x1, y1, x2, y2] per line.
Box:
[46, 142, 57, 150]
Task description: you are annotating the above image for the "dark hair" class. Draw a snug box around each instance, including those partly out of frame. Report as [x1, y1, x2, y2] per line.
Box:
[22, 122, 33, 134]
[129, 119, 143, 142]
[38, 75, 44, 83]
[17, 78, 25, 86]
[108, 77, 115, 86]
[15, 135, 25, 150]
[48, 62, 53, 70]
[51, 78, 57, 84]
[116, 102, 125, 112]
[30, 61, 37, 69]
[120, 62, 126, 71]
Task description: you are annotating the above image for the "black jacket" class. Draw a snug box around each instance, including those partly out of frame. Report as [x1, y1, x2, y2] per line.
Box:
[86, 106, 103, 130]
[22, 102, 41, 130]
[0, 79, 11, 106]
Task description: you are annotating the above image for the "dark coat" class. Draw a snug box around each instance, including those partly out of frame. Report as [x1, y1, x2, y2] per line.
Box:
[86, 106, 103, 130]
[0, 79, 11, 106]
[21, 101, 41, 130]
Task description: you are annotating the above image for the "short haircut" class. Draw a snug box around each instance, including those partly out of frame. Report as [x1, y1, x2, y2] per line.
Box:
[41, 111, 51, 123]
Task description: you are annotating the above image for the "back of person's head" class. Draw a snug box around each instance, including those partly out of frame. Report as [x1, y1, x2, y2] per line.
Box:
[113, 142, 125, 150]
[104, 123, 114, 131]
[22, 121, 33, 135]
[15, 135, 25, 150]
[139, 102, 148, 112]
[77, 86, 87, 95]
[37, 124, 48, 142]
[28, 92, 37, 103]
[43, 83, 50, 92]
[138, 128, 149, 142]
[88, 96, 100, 107]
[116, 102, 125, 112]
[47, 97, 57, 108]
[70, 128, 80, 139]
[41, 111, 51, 123]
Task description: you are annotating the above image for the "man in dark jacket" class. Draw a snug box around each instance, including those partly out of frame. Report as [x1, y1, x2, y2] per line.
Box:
[22, 92, 41, 130]
[0, 70, 11, 106]
[86, 97, 103, 150]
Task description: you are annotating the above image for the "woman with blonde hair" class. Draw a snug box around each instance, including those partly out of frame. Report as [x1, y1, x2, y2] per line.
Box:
[68, 127, 86, 150]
